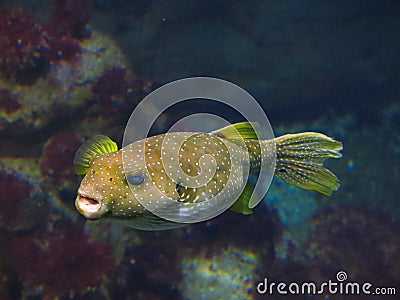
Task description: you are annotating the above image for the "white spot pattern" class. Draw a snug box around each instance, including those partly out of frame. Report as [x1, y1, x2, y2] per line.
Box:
[77, 130, 268, 227]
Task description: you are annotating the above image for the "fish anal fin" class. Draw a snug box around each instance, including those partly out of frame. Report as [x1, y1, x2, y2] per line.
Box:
[229, 181, 257, 215]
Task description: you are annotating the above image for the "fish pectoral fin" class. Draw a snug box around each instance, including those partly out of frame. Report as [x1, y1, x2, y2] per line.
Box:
[229, 181, 256, 215]
[210, 122, 261, 141]
[73, 135, 118, 175]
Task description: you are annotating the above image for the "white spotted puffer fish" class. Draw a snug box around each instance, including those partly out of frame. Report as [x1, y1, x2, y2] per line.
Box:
[73, 122, 342, 230]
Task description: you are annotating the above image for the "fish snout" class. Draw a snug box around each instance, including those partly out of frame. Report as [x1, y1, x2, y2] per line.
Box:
[75, 193, 108, 220]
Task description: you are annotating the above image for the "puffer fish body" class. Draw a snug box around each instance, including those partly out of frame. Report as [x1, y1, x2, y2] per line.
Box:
[74, 122, 342, 230]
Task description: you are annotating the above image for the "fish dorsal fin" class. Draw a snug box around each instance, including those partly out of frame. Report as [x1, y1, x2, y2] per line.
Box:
[73, 135, 118, 175]
[210, 122, 261, 140]
[229, 181, 258, 215]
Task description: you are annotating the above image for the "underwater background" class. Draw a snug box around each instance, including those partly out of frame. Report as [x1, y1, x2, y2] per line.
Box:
[0, 0, 399, 299]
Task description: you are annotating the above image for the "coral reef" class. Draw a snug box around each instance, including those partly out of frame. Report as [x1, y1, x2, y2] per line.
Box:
[0, 1, 91, 85]
[0, 9, 50, 84]
[180, 246, 258, 300]
[305, 207, 400, 286]
[47, 0, 92, 39]
[107, 231, 183, 300]
[39, 132, 81, 182]
[265, 178, 318, 229]
[0, 232, 21, 300]
[0, 29, 130, 134]
[0, 3, 148, 135]
[92, 67, 156, 114]
[0, 172, 32, 228]
[0, 3, 153, 297]
[0, 159, 48, 233]
[0, 150, 122, 299]
[0, 89, 20, 114]
[92, 67, 130, 107]
[47, 35, 81, 63]
[264, 178, 320, 261]
[10, 217, 114, 298]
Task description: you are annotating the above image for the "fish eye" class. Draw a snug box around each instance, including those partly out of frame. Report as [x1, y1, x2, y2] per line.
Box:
[126, 170, 146, 185]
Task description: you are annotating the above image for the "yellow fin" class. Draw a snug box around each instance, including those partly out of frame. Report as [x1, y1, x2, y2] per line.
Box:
[210, 122, 261, 140]
[274, 132, 343, 196]
[229, 181, 257, 215]
[73, 135, 118, 175]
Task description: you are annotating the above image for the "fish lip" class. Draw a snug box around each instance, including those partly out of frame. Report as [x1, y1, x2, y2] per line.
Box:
[75, 192, 107, 220]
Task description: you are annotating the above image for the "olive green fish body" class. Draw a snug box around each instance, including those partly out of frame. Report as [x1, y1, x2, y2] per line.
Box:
[77, 132, 254, 229]
[74, 123, 342, 230]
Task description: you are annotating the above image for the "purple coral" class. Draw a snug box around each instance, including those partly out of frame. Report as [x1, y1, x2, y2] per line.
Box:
[0, 9, 50, 83]
[11, 218, 114, 297]
[45, 0, 92, 62]
[92, 67, 130, 107]
[0, 171, 47, 232]
[47, 0, 92, 39]
[305, 207, 400, 285]
[0, 89, 21, 114]
[0, 172, 33, 227]
[92, 67, 157, 112]
[0, 6, 86, 84]
[39, 132, 82, 182]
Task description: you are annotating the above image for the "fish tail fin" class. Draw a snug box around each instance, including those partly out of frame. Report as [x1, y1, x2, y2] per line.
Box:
[274, 132, 343, 196]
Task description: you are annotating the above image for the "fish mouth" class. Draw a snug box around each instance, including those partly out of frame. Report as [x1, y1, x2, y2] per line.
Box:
[75, 193, 107, 220]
